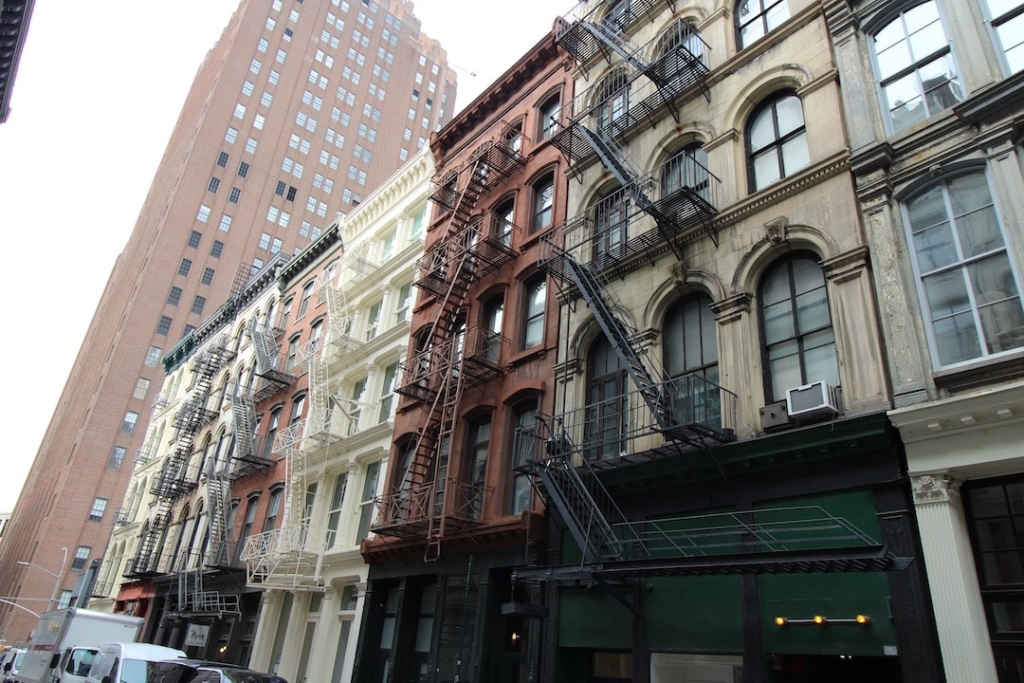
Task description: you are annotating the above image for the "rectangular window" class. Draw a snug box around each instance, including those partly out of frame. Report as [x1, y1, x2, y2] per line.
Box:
[108, 447, 126, 470]
[156, 316, 172, 336]
[224, 129, 237, 144]
[207, 177, 220, 193]
[201, 268, 215, 285]
[238, 162, 250, 177]
[91, 499, 110, 520]
[167, 286, 182, 306]
[211, 240, 224, 258]
[254, 114, 265, 130]
[132, 378, 150, 400]
[233, 103, 246, 119]
[395, 282, 413, 323]
[191, 296, 206, 315]
[229, 187, 241, 203]
[357, 461, 381, 540]
[246, 137, 258, 154]
[144, 346, 162, 367]
[197, 205, 211, 223]
[377, 362, 398, 423]
[71, 546, 91, 571]
[188, 230, 202, 248]
[121, 412, 139, 434]
[299, 282, 315, 317]
[178, 259, 192, 276]
[524, 279, 547, 348]
[325, 473, 348, 547]
[217, 151, 230, 167]
[366, 299, 382, 340]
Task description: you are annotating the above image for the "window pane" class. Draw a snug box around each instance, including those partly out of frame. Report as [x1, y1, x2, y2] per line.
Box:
[749, 109, 775, 152]
[780, 136, 809, 175]
[924, 269, 971, 317]
[764, 0, 789, 30]
[904, 1, 940, 36]
[753, 152, 780, 190]
[999, 16, 1024, 72]
[920, 56, 963, 112]
[908, 18, 946, 60]
[775, 96, 804, 137]
[876, 40, 912, 80]
[932, 310, 981, 365]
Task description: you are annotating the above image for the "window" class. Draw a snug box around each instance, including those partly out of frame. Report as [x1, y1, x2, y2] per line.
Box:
[662, 145, 711, 202]
[594, 70, 630, 134]
[202, 268, 215, 286]
[759, 254, 839, 402]
[285, 336, 301, 372]
[592, 186, 629, 261]
[167, 286, 183, 306]
[191, 296, 206, 315]
[108, 446, 126, 470]
[394, 282, 413, 323]
[89, 498, 108, 521]
[178, 259, 193, 276]
[325, 473, 348, 547]
[229, 187, 242, 203]
[188, 230, 202, 248]
[539, 92, 561, 139]
[523, 277, 547, 348]
[872, 1, 963, 133]
[366, 299, 382, 339]
[357, 461, 381, 539]
[264, 407, 283, 460]
[586, 336, 628, 461]
[156, 316, 172, 336]
[71, 546, 91, 572]
[736, 0, 790, 48]
[747, 91, 809, 192]
[983, 0, 1024, 73]
[510, 403, 538, 513]
[298, 281, 316, 317]
[664, 294, 721, 428]
[211, 240, 224, 258]
[531, 173, 554, 233]
[378, 361, 399, 423]
[56, 591, 73, 610]
[964, 478, 1024, 635]
[466, 416, 490, 518]
[145, 346, 162, 367]
[219, 214, 233, 232]
[197, 205, 211, 223]
[903, 171, 1024, 367]
[482, 295, 505, 362]
[132, 378, 151, 400]
[238, 161, 250, 177]
[237, 497, 259, 562]
[121, 411, 139, 434]
[207, 177, 220, 193]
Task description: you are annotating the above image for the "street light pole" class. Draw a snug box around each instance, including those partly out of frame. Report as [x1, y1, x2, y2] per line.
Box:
[17, 547, 68, 612]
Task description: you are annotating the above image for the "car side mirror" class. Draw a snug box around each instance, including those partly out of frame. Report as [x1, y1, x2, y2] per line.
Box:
[49, 654, 59, 669]
[102, 676, 114, 683]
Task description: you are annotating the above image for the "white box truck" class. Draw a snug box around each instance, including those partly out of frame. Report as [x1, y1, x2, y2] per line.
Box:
[17, 609, 143, 683]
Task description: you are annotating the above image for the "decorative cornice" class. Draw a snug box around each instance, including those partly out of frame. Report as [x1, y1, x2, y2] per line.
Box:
[821, 245, 870, 284]
[954, 70, 1024, 127]
[711, 292, 753, 324]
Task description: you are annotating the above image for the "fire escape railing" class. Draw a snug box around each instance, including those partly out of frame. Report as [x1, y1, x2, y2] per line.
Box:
[126, 342, 234, 578]
[373, 130, 525, 559]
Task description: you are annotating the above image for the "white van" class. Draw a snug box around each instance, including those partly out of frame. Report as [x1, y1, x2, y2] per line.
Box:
[84, 643, 186, 683]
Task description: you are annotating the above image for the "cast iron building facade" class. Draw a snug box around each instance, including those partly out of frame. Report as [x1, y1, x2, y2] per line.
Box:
[0, 0, 454, 644]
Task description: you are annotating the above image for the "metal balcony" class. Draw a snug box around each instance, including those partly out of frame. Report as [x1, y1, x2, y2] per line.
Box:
[544, 373, 736, 471]
[371, 478, 487, 540]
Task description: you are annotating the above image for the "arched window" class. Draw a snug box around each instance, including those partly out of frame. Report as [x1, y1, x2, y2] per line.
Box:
[586, 335, 628, 461]
[531, 172, 555, 233]
[481, 293, 505, 362]
[493, 197, 515, 248]
[510, 401, 538, 514]
[594, 69, 631, 135]
[522, 275, 547, 349]
[903, 170, 1024, 366]
[872, 1, 963, 133]
[662, 145, 711, 202]
[465, 414, 492, 519]
[657, 18, 706, 66]
[592, 185, 630, 263]
[737, 0, 790, 49]
[759, 254, 839, 402]
[264, 407, 283, 459]
[538, 92, 561, 140]
[747, 91, 809, 192]
[664, 294, 719, 384]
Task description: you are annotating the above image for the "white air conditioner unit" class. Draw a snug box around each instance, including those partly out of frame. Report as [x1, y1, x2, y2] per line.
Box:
[786, 381, 841, 419]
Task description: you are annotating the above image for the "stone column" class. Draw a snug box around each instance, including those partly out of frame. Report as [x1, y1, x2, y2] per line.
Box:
[248, 590, 283, 673]
[911, 473, 998, 683]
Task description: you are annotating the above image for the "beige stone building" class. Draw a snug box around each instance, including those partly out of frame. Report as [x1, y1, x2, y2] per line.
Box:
[825, 0, 1024, 678]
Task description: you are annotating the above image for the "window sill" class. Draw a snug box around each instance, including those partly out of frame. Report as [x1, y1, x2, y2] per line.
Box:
[933, 349, 1024, 392]
[508, 345, 548, 367]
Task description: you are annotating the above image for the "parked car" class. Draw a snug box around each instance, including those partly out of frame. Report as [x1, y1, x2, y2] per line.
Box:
[84, 643, 186, 683]
[149, 660, 287, 683]
[2, 648, 25, 683]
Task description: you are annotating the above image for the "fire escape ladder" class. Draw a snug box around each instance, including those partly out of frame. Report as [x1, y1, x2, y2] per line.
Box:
[249, 315, 279, 376]
[530, 449, 643, 562]
[206, 466, 230, 566]
[568, 256, 673, 429]
[128, 496, 173, 577]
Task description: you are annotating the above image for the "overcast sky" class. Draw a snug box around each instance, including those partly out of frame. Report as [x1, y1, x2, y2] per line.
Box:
[0, 1, 563, 511]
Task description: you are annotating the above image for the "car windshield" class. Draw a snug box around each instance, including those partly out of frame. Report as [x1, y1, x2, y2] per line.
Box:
[13, 651, 25, 668]
[67, 649, 97, 676]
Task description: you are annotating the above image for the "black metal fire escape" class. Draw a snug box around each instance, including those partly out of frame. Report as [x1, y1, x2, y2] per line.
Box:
[374, 136, 523, 560]
[127, 342, 233, 577]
